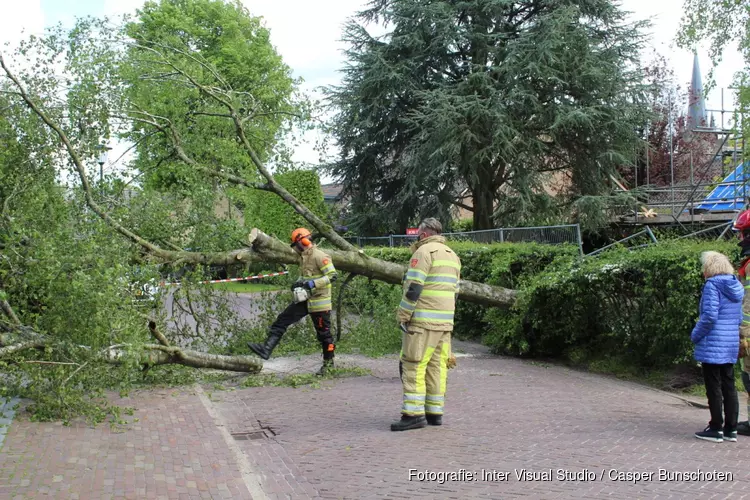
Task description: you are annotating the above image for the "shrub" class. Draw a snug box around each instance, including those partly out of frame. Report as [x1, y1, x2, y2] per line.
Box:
[485, 239, 740, 368]
[253, 170, 328, 239]
[450, 218, 473, 232]
[345, 242, 578, 340]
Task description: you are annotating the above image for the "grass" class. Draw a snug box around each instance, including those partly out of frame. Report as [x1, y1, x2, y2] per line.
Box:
[131, 364, 372, 392]
[209, 282, 283, 293]
[240, 366, 372, 389]
[565, 352, 750, 399]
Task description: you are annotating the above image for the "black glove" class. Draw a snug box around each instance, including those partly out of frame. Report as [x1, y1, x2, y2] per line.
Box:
[291, 280, 303, 291]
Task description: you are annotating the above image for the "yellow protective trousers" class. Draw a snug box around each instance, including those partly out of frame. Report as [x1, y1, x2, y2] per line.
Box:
[400, 329, 451, 416]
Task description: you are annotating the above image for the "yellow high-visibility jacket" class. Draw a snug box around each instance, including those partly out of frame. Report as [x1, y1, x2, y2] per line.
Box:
[397, 235, 461, 332]
[300, 246, 337, 313]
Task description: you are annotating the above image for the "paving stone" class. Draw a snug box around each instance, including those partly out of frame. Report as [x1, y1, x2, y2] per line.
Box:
[1, 347, 749, 498]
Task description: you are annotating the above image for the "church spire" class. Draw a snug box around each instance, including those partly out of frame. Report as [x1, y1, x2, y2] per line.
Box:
[687, 52, 707, 130]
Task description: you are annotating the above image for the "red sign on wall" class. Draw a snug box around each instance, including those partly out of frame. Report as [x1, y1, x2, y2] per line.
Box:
[406, 228, 419, 235]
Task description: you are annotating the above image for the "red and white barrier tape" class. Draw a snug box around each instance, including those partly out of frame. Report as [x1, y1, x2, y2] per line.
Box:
[159, 271, 288, 287]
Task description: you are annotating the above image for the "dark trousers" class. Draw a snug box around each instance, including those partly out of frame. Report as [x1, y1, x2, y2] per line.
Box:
[702, 363, 739, 431]
[269, 301, 334, 360]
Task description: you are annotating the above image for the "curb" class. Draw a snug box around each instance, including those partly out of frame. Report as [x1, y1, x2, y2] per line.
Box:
[0, 397, 19, 450]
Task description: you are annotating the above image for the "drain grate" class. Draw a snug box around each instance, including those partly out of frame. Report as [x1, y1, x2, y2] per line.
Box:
[231, 430, 267, 441]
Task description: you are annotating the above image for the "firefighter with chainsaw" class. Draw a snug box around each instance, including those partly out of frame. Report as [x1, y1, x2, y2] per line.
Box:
[392, 218, 461, 431]
[247, 228, 338, 376]
[733, 209, 750, 436]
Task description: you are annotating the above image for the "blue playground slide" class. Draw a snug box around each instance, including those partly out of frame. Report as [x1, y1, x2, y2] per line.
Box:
[694, 162, 750, 211]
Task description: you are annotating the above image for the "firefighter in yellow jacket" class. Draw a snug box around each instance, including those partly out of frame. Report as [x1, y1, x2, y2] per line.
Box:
[248, 228, 338, 375]
[392, 218, 461, 431]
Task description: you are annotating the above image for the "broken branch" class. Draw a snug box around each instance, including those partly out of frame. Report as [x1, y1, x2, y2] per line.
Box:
[248, 229, 517, 308]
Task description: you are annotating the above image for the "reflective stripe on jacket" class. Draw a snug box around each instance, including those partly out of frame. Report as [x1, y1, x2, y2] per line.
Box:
[397, 235, 461, 332]
[740, 259, 750, 338]
[300, 246, 337, 312]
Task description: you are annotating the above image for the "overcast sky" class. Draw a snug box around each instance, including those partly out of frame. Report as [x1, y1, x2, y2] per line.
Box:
[1, 0, 745, 182]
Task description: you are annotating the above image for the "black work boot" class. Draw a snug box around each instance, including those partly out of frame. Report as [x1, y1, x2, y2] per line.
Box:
[426, 414, 442, 426]
[737, 421, 750, 436]
[391, 414, 426, 431]
[316, 343, 335, 376]
[316, 358, 334, 377]
[247, 333, 282, 360]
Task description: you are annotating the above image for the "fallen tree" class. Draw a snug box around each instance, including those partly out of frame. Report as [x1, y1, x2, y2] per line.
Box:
[0, 16, 517, 377]
[247, 229, 517, 308]
[0, 297, 262, 373]
[0, 45, 518, 315]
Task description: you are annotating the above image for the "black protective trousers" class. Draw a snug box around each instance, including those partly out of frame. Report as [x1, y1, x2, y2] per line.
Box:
[702, 362, 739, 432]
[268, 301, 334, 360]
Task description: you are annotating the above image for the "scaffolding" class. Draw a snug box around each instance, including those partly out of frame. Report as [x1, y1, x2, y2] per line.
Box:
[619, 86, 747, 228]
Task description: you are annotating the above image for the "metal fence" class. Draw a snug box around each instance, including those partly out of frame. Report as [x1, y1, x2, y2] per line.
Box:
[345, 224, 583, 255]
[585, 226, 658, 257]
[584, 221, 737, 258]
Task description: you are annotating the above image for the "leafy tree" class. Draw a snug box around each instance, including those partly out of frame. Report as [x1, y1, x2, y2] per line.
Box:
[325, 0, 651, 233]
[678, 0, 749, 156]
[623, 52, 719, 189]
[0, 0, 523, 425]
[124, 0, 305, 191]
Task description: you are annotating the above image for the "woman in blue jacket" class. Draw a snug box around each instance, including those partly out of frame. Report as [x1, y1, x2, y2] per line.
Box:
[692, 251, 743, 443]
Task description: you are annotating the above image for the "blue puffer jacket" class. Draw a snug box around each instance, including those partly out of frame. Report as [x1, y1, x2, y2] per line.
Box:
[692, 274, 744, 364]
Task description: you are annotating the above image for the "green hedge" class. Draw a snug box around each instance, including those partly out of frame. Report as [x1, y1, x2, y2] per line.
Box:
[347, 239, 742, 369]
[349, 242, 578, 339]
[253, 170, 327, 239]
[485, 240, 739, 368]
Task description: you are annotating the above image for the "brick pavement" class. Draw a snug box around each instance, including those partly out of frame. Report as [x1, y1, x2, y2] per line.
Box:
[0, 389, 252, 499]
[2, 345, 750, 499]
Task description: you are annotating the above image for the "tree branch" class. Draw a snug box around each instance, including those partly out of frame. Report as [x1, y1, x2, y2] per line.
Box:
[135, 46, 357, 252]
[0, 296, 21, 326]
[0, 54, 173, 260]
[0, 340, 46, 357]
[127, 110, 272, 192]
[146, 317, 170, 347]
[451, 199, 474, 212]
[248, 229, 517, 308]
[0, 314, 262, 373]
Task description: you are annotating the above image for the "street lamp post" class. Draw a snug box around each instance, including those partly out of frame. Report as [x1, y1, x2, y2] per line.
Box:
[96, 144, 111, 195]
[97, 149, 108, 184]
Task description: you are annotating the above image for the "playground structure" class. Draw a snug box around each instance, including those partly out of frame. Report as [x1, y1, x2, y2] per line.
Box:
[616, 55, 747, 229]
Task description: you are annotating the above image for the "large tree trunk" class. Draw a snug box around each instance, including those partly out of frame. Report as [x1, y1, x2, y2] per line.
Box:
[471, 185, 495, 231]
[111, 345, 262, 373]
[248, 229, 517, 308]
[0, 327, 262, 372]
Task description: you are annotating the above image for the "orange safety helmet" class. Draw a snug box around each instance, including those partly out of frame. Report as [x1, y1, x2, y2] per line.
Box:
[290, 227, 313, 248]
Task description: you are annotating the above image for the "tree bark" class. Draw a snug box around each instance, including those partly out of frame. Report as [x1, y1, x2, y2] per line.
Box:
[471, 184, 495, 231]
[0, 326, 262, 373]
[248, 229, 517, 308]
[110, 345, 262, 373]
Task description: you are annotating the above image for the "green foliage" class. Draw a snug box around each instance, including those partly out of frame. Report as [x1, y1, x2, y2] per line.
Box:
[678, 0, 749, 158]
[485, 240, 738, 369]
[124, 0, 303, 190]
[451, 219, 473, 233]
[326, 0, 650, 233]
[252, 170, 328, 239]
[240, 366, 371, 389]
[0, 190, 156, 424]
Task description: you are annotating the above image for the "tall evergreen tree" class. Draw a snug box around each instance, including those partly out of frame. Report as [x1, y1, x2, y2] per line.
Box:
[326, 0, 650, 233]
